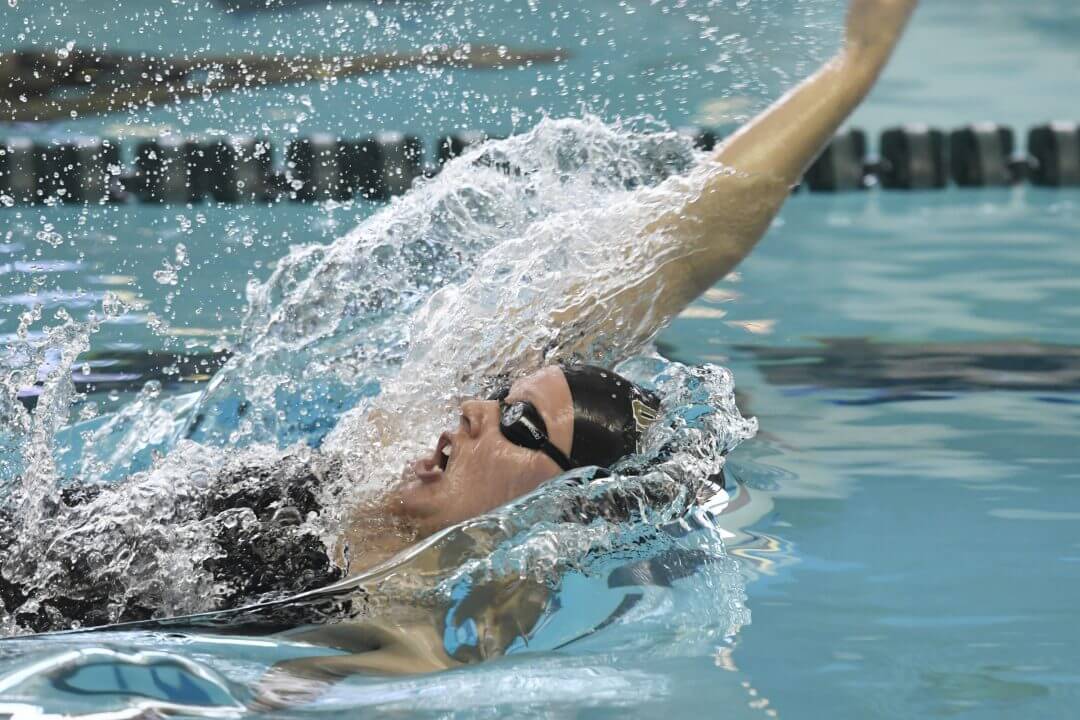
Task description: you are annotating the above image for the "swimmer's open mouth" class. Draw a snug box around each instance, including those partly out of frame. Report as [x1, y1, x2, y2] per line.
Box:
[436, 432, 453, 472]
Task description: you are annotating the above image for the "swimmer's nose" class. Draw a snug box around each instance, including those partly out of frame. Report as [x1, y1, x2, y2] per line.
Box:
[459, 399, 496, 439]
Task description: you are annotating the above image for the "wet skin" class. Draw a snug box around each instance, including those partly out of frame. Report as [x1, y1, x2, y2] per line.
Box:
[389, 365, 575, 538]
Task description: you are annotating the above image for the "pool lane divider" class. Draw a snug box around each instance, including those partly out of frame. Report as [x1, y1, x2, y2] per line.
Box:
[802, 122, 1080, 191]
[1, 123, 1078, 206]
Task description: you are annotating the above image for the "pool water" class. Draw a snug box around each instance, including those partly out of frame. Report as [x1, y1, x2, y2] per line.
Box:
[670, 189, 1080, 718]
[3, 0, 1080, 718]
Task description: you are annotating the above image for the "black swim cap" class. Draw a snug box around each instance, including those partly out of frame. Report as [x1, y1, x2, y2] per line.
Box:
[561, 364, 662, 468]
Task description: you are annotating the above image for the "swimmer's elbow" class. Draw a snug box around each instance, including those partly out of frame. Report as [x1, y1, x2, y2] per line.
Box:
[671, 169, 790, 262]
[635, 177, 788, 323]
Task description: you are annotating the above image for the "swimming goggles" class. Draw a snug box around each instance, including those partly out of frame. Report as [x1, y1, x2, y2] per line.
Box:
[489, 388, 578, 471]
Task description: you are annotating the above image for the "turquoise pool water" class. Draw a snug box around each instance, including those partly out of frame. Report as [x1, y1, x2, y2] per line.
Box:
[3, 0, 1080, 718]
[673, 189, 1080, 718]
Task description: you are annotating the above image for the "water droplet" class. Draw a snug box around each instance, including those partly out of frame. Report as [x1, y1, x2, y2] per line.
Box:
[36, 228, 64, 247]
[153, 268, 178, 285]
[142, 380, 162, 400]
[102, 291, 128, 319]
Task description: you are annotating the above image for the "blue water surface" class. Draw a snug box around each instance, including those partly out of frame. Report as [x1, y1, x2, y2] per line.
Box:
[2, 0, 1080, 718]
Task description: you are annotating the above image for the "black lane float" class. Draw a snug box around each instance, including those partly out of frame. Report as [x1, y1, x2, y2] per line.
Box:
[803, 128, 868, 191]
[2, 123, 1079, 206]
[804, 122, 1079, 191]
[1028, 123, 1080, 187]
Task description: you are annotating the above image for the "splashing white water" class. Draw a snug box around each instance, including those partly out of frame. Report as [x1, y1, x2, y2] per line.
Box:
[0, 117, 759, 637]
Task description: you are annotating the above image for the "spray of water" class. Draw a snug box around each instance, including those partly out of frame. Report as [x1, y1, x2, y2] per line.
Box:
[0, 117, 756, 639]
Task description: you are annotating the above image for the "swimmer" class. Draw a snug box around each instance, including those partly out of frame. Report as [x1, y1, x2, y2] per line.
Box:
[1, 0, 917, 698]
[258, 0, 920, 698]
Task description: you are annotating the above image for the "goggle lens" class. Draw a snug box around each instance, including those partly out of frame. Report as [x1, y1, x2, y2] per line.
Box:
[500, 401, 546, 449]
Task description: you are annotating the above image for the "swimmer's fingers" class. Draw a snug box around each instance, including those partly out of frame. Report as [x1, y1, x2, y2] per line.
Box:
[247, 658, 338, 711]
[248, 636, 457, 710]
[845, 0, 918, 59]
[247, 652, 415, 710]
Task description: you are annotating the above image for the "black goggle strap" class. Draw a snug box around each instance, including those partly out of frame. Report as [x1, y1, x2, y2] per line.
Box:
[538, 437, 576, 472]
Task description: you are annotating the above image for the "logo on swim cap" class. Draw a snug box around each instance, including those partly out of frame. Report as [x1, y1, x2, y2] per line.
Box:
[631, 397, 659, 440]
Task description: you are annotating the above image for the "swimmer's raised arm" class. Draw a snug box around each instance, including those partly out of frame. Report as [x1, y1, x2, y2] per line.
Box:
[557, 0, 917, 348]
[652, 0, 916, 297]
[714, 0, 918, 185]
[652, 0, 916, 300]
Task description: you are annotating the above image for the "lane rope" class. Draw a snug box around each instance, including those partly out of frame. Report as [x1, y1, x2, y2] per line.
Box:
[1, 123, 1078, 206]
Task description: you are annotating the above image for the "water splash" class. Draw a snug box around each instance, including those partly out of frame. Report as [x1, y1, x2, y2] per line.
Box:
[188, 116, 701, 455]
[3, 307, 98, 524]
[0, 117, 757, 638]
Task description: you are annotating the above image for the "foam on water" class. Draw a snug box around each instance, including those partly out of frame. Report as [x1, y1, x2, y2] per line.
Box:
[0, 117, 756, 643]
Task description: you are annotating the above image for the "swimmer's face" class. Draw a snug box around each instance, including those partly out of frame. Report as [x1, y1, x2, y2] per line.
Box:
[391, 365, 574, 537]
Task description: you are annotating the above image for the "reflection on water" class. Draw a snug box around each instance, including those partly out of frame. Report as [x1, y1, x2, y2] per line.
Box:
[0, 647, 245, 717]
[742, 339, 1080, 394]
[918, 669, 1050, 716]
[24, 335, 1080, 412]
[13, 350, 230, 410]
[658, 181, 1080, 719]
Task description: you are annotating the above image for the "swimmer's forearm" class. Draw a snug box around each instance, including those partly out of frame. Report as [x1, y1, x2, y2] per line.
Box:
[637, 54, 893, 312]
[711, 53, 880, 185]
[714, 0, 917, 185]
[553, 3, 917, 347]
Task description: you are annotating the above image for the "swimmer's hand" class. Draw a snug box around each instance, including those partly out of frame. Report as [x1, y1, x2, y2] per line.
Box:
[845, 0, 918, 61]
